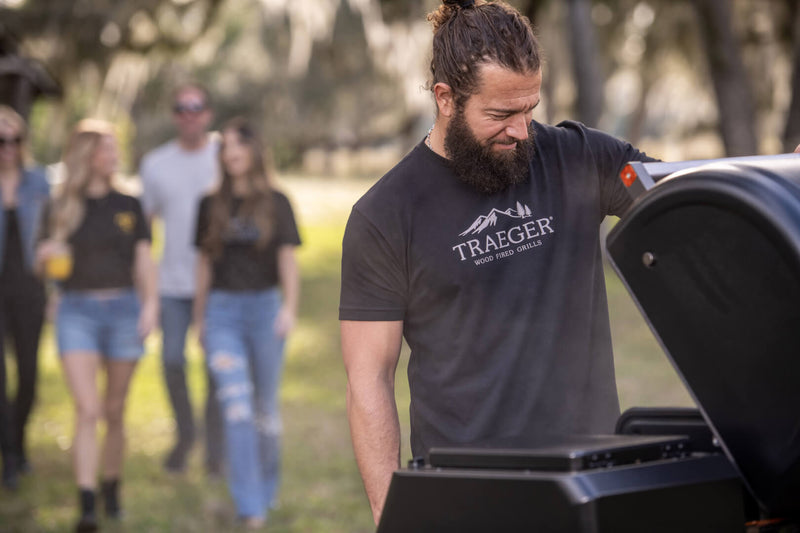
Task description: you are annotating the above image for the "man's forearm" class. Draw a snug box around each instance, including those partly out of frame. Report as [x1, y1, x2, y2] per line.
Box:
[346, 379, 401, 525]
[341, 319, 404, 525]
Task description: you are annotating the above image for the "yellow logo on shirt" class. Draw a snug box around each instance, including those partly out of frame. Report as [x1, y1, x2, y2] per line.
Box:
[114, 212, 136, 234]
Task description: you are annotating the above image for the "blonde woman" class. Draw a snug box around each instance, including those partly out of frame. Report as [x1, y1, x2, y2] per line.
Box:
[36, 119, 157, 532]
[0, 105, 49, 491]
[194, 117, 300, 528]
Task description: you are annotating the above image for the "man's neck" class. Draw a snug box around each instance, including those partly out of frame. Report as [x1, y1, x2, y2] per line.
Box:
[178, 132, 209, 152]
[427, 120, 448, 159]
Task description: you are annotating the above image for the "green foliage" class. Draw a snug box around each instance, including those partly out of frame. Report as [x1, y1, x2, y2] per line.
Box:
[5, 0, 800, 170]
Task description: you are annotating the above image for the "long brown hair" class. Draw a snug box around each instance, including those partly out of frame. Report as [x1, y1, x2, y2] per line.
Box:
[427, 0, 542, 108]
[202, 117, 275, 259]
[49, 119, 116, 241]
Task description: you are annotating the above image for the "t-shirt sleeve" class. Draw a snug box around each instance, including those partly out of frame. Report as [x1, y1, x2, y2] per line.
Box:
[132, 198, 151, 242]
[339, 207, 407, 321]
[274, 193, 301, 246]
[581, 124, 659, 218]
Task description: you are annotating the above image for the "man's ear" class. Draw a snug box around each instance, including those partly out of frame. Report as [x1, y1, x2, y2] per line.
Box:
[433, 83, 456, 118]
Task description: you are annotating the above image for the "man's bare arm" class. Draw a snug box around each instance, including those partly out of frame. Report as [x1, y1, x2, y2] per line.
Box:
[341, 319, 404, 526]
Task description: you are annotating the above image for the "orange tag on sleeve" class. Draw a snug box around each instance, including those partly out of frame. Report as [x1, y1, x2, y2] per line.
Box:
[620, 164, 637, 188]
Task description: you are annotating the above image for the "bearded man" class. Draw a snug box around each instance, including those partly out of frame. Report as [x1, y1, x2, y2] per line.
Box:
[339, 0, 657, 524]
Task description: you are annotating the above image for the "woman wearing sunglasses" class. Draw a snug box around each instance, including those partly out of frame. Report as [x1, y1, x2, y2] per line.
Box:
[194, 117, 300, 529]
[0, 105, 50, 491]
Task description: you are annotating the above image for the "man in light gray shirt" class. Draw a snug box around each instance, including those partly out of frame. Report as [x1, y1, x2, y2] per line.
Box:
[139, 82, 222, 474]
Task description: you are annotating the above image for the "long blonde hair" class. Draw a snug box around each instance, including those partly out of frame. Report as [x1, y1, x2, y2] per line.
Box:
[49, 119, 116, 241]
[201, 117, 275, 259]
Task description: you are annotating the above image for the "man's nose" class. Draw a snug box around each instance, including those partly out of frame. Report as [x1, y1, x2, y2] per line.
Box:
[505, 114, 529, 141]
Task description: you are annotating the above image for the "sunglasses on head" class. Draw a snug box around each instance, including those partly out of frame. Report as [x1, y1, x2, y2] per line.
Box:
[0, 136, 21, 148]
[173, 102, 206, 115]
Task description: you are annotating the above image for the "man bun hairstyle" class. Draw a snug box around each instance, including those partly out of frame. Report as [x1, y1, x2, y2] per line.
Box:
[427, 0, 541, 107]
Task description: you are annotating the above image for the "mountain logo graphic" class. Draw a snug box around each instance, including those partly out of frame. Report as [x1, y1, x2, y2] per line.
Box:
[459, 202, 533, 236]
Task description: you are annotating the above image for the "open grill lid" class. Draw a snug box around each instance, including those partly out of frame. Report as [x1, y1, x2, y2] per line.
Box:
[606, 155, 800, 517]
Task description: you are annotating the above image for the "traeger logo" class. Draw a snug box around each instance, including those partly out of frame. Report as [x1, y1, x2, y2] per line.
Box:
[452, 201, 555, 264]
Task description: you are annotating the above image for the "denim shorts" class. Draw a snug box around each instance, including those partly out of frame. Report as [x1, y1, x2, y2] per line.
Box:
[56, 290, 144, 360]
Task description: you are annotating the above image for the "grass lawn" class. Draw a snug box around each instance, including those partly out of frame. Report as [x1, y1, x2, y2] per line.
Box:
[0, 176, 693, 532]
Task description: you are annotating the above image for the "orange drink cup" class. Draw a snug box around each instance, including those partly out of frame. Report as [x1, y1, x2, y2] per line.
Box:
[45, 249, 73, 280]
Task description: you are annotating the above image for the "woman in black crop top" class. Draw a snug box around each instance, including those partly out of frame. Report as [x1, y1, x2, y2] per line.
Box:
[0, 105, 49, 491]
[193, 117, 300, 528]
[35, 119, 157, 532]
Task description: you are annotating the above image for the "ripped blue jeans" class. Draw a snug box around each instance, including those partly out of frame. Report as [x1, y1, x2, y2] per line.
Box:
[204, 288, 285, 519]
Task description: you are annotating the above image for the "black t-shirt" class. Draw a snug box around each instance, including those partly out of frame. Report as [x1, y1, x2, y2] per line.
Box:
[43, 192, 150, 291]
[195, 191, 301, 291]
[339, 120, 657, 457]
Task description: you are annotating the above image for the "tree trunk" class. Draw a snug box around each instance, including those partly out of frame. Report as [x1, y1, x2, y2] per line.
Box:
[691, 0, 758, 156]
[523, 0, 559, 125]
[565, 0, 604, 127]
[783, 1, 800, 152]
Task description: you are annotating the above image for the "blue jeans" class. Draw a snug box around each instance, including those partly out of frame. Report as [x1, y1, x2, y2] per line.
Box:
[204, 289, 285, 519]
[160, 296, 223, 468]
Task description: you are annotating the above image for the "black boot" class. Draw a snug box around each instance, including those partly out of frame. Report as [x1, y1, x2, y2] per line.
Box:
[17, 453, 31, 475]
[101, 478, 122, 519]
[163, 439, 193, 473]
[75, 488, 98, 532]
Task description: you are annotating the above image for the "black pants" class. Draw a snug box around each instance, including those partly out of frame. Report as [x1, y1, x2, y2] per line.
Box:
[0, 282, 45, 467]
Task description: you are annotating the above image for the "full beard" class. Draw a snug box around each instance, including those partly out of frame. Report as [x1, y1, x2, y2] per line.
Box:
[444, 110, 535, 195]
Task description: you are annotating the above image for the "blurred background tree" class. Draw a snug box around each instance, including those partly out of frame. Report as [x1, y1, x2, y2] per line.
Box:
[1, 0, 799, 175]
